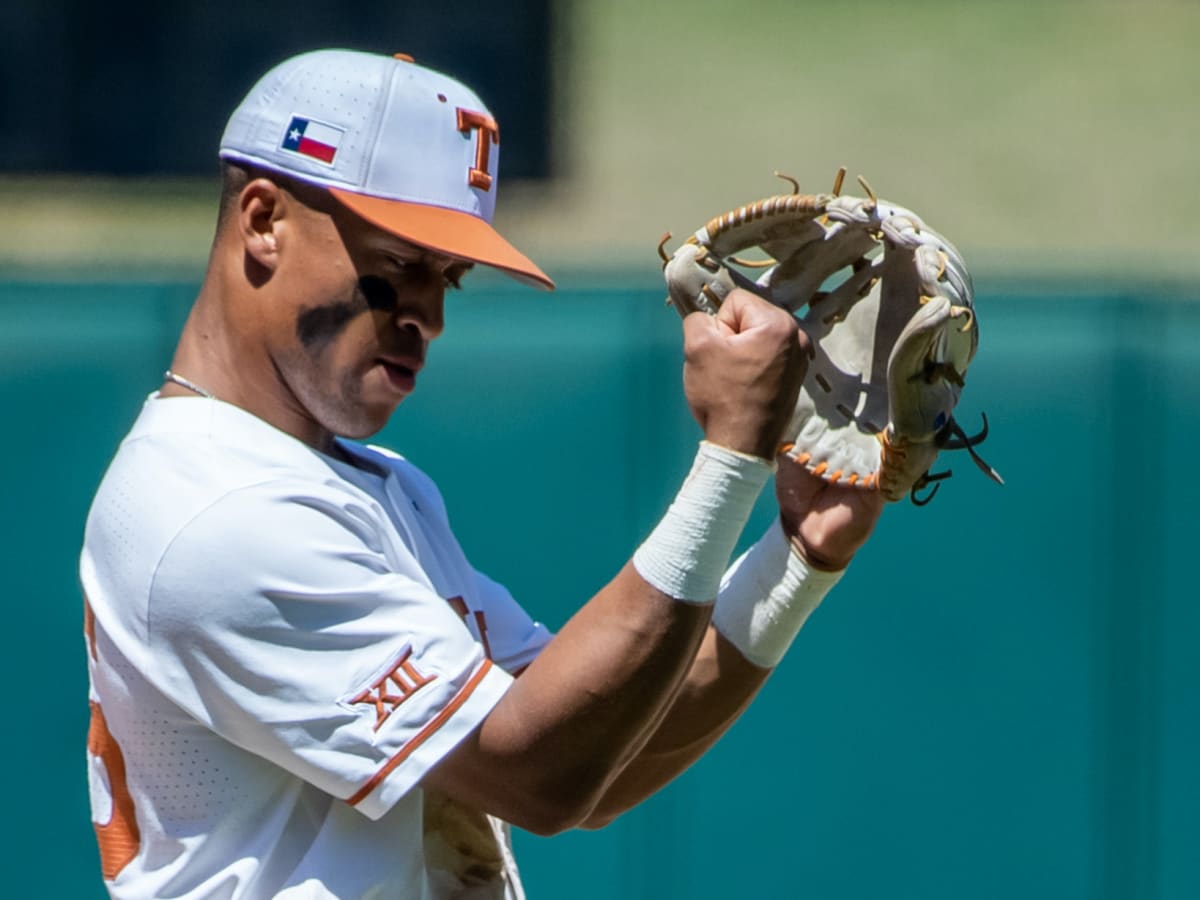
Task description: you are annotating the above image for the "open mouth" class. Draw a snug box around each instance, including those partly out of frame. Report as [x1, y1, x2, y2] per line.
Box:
[379, 359, 417, 392]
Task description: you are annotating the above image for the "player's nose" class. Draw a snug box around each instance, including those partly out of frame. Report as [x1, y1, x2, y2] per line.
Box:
[395, 287, 445, 341]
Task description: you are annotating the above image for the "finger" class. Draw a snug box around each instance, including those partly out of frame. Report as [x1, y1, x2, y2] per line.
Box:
[681, 309, 734, 345]
[715, 288, 780, 335]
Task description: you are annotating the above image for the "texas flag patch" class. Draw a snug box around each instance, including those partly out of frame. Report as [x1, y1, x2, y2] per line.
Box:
[281, 116, 344, 165]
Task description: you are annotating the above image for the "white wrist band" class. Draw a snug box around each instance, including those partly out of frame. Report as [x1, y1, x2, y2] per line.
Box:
[632, 441, 774, 603]
[713, 517, 845, 667]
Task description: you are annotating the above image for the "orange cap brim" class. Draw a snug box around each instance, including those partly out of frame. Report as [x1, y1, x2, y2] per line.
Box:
[329, 188, 554, 290]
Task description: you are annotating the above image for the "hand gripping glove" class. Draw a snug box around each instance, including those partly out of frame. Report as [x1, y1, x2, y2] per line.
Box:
[660, 170, 1002, 503]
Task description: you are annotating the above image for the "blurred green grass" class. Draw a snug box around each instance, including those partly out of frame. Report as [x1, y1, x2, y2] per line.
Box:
[2, 0, 1196, 282]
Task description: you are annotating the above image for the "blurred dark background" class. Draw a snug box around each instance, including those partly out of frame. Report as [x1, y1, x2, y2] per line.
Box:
[0, 0, 556, 177]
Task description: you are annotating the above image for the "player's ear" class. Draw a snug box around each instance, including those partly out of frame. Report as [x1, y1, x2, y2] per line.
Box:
[237, 178, 285, 274]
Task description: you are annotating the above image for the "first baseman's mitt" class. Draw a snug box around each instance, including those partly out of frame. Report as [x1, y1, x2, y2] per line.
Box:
[660, 169, 1002, 504]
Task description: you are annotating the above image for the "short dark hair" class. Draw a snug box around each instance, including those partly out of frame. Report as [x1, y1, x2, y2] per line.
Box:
[216, 162, 253, 229]
[215, 161, 338, 232]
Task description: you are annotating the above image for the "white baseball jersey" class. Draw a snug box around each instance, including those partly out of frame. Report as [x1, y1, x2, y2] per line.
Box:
[81, 395, 553, 899]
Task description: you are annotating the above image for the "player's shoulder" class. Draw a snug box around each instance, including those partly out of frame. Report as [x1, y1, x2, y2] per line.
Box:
[86, 397, 388, 558]
[340, 440, 451, 522]
[102, 397, 324, 487]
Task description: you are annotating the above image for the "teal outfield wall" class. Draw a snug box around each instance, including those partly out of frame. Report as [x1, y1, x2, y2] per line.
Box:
[2, 275, 1196, 899]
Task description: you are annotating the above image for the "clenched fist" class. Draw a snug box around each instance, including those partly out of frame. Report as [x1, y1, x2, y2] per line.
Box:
[681, 289, 808, 460]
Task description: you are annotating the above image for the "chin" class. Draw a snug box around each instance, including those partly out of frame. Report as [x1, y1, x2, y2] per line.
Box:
[309, 371, 401, 438]
[329, 402, 402, 441]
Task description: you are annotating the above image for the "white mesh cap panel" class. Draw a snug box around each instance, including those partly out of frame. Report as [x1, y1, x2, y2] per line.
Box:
[219, 50, 388, 190]
[364, 62, 497, 219]
[219, 49, 497, 220]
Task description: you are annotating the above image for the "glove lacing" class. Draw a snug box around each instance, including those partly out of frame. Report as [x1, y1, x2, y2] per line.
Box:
[908, 413, 1003, 505]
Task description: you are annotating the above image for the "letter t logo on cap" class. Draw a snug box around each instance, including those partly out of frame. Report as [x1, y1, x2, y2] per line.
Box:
[456, 108, 499, 192]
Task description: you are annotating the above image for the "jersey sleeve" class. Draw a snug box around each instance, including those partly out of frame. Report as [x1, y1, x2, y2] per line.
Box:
[366, 446, 555, 674]
[145, 477, 512, 821]
[471, 569, 553, 674]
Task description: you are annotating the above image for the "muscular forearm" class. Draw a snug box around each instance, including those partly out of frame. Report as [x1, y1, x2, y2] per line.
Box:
[580, 512, 854, 828]
[424, 563, 712, 834]
[579, 626, 770, 828]
[424, 443, 774, 833]
[426, 296, 806, 834]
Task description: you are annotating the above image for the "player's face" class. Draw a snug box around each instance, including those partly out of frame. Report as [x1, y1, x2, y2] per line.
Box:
[271, 202, 472, 441]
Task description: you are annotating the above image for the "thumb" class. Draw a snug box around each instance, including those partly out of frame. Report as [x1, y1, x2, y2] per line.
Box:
[716, 287, 778, 336]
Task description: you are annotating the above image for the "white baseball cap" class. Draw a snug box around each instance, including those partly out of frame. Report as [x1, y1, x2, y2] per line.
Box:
[219, 48, 553, 290]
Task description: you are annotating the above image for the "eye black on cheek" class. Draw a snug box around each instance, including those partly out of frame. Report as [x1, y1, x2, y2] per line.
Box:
[295, 301, 360, 349]
[294, 275, 399, 350]
[357, 275, 398, 312]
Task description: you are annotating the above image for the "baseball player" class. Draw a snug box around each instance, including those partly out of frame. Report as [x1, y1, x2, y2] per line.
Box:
[81, 49, 883, 899]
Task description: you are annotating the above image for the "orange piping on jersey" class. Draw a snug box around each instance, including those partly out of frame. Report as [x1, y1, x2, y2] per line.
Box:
[88, 701, 140, 879]
[347, 659, 494, 806]
[473, 611, 493, 661]
[447, 596, 494, 661]
[84, 597, 97, 661]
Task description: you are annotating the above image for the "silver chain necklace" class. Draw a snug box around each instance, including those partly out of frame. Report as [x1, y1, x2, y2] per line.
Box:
[163, 370, 217, 400]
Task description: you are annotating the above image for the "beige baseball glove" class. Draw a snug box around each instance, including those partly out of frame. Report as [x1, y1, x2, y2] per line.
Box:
[661, 169, 1002, 503]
